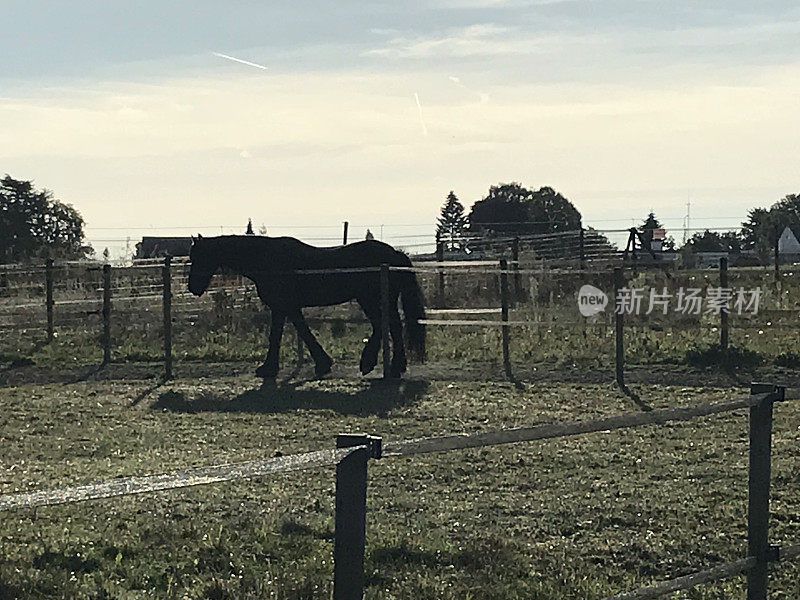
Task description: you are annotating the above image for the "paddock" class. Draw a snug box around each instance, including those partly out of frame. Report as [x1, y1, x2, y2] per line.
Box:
[1, 250, 799, 598]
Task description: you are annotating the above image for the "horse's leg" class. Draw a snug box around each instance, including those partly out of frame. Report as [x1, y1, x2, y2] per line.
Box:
[388, 296, 407, 378]
[288, 309, 333, 377]
[255, 310, 285, 379]
[357, 299, 381, 375]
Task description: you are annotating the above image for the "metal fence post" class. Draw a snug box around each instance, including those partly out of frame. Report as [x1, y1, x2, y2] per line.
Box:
[343, 221, 349, 246]
[614, 267, 625, 389]
[162, 255, 173, 379]
[579, 228, 586, 270]
[720, 257, 729, 351]
[773, 228, 779, 281]
[511, 238, 521, 302]
[436, 236, 445, 307]
[747, 382, 784, 600]
[102, 264, 111, 365]
[500, 258, 512, 380]
[45, 258, 54, 342]
[380, 264, 391, 379]
[334, 434, 381, 600]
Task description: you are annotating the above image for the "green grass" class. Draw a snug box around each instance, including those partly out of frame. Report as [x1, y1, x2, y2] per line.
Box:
[1, 377, 799, 599]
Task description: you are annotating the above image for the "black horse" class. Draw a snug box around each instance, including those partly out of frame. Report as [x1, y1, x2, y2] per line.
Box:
[188, 235, 425, 379]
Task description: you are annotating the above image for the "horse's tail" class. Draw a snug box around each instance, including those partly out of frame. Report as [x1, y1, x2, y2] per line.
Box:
[397, 257, 426, 362]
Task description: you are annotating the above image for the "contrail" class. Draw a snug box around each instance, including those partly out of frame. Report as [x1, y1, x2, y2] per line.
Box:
[212, 52, 268, 70]
[414, 92, 428, 136]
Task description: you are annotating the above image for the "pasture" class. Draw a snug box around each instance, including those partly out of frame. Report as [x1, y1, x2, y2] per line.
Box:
[1, 258, 799, 598]
[1, 369, 799, 599]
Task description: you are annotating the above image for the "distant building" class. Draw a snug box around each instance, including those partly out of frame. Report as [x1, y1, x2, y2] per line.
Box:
[694, 251, 729, 269]
[135, 237, 192, 259]
[778, 226, 800, 262]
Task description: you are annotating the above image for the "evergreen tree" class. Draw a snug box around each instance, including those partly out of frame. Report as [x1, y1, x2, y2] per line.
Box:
[436, 191, 468, 251]
[639, 211, 674, 250]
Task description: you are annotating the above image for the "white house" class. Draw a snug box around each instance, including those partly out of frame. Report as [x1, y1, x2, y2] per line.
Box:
[778, 226, 800, 261]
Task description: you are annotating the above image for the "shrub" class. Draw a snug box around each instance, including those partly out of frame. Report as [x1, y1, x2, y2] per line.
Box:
[684, 344, 762, 370]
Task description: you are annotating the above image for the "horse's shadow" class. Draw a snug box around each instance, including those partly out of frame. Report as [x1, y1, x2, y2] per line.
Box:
[150, 378, 429, 416]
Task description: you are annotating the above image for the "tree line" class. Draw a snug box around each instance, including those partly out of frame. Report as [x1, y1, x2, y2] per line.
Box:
[1, 173, 798, 264]
[436, 182, 800, 260]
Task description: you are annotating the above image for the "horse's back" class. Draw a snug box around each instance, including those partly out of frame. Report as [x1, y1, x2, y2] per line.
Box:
[300, 239, 408, 269]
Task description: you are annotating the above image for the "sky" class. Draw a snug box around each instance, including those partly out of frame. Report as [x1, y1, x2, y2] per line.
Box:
[1, 0, 799, 257]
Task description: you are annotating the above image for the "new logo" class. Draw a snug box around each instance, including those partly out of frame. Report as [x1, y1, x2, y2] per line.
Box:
[577, 285, 608, 317]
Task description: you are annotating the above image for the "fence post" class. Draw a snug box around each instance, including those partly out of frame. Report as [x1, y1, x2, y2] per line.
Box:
[511, 238, 521, 302]
[719, 257, 729, 351]
[162, 255, 173, 380]
[102, 264, 111, 365]
[614, 267, 625, 389]
[436, 235, 445, 307]
[334, 434, 381, 600]
[343, 221, 349, 246]
[747, 382, 784, 600]
[579, 228, 586, 270]
[380, 264, 391, 379]
[500, 259, 512, 380]
[773, 227, 779, 281]
[45, 258, 54, 342]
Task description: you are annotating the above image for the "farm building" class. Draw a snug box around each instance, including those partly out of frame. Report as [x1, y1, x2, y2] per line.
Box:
[135, 237, 192, 259]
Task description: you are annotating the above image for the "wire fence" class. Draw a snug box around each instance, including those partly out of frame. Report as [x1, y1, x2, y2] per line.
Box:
[0, 248, 797, 383]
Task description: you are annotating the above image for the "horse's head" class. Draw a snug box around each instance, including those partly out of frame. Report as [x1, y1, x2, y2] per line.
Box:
[188, 235, 218, 296]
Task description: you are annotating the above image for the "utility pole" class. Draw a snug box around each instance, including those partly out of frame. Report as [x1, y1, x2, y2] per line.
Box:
[683, 192, 691, 244]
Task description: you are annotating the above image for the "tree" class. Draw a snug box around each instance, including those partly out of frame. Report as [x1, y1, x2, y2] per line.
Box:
[638, 211, 674, 251]
[741, 194, 800, 257]
[468, 183, 581, 236]
[436, 191, 468, 251]
[684, 230, 742, 253]
[0, 175, 91, 264]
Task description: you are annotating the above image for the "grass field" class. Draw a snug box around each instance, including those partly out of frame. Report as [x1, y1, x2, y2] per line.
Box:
[1, 372, 799, 599]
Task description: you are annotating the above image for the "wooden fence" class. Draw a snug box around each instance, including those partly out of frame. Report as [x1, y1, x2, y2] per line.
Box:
[1, 383, 797, 599]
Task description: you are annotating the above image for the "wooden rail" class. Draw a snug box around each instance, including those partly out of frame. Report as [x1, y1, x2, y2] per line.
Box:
[0, 447, 356, 511]
[382, 393, 768, 457]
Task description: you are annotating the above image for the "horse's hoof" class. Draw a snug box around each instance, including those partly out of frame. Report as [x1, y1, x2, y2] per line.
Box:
[255, 363, 278, 379]
[314, 358, 333, 378]
[360, 359, 376, 376]
[360, 352, 378, 375]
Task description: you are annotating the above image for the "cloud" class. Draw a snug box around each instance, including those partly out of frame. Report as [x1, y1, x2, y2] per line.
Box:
[363, 18, 800, 70]
[2, 59, 800, 234]
[365, 23, 525, 58]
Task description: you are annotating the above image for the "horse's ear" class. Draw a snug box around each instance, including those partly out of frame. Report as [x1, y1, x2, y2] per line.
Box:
[191, 235, 196, 243]
[197, 233, 203, 240]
